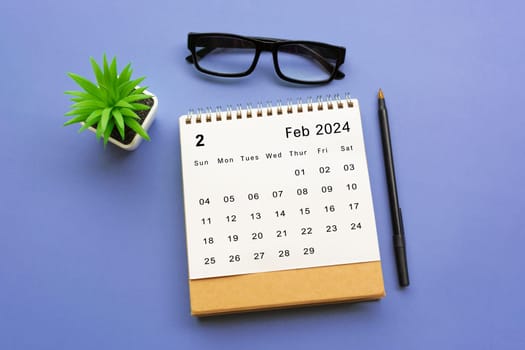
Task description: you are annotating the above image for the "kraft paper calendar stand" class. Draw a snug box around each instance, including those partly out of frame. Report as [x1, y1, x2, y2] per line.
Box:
[189, 261, 385, 316]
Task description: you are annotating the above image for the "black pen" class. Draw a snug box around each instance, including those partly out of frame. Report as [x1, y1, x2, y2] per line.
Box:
[378, 89, 410, 287]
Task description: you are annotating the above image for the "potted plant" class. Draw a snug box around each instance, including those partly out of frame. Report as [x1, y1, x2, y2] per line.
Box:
[64, 55, 158, 151]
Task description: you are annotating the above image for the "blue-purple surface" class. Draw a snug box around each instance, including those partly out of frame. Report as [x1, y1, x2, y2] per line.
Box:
[1, 0, 524, 349]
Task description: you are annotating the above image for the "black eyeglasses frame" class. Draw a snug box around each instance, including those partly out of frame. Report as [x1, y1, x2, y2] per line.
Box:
[186, 32, 346, 85]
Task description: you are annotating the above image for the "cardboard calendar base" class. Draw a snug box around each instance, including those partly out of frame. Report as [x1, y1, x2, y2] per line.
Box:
[189, 261, 385, 316]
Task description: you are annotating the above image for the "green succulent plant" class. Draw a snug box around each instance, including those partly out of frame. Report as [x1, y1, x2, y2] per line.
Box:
[64, 55, 152, 145]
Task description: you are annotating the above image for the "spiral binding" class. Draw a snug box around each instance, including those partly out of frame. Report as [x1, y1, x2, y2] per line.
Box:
[184, 93, 354, 124]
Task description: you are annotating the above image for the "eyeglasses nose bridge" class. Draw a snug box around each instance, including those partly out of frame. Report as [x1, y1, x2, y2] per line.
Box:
[257, 40, 275, 52]
[252, 41, 280, 75]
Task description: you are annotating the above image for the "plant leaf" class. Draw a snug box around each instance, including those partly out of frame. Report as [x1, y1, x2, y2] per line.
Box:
[90, 57, 105, 88]
[109, 57, 118, 84]
[118, 63, 132, 85]
[100, 107, 112, 131]
[68, 73, 101, 99]
[130, 86, 147, 95]
[130, 103, 151, 111]
[103, 54, 110, 83]
[64, 114, 89, 126]
[65, 109, 83, 117]
[79, 111, 103, 132]
[71, 100, 106, 109]
[114, 100, 135, 109]
[65, 108, 97, 116]
[97, 85, 110, 102]
[120, 108, 140, 119]
[65, 90, 90, 97]
[102, 54, 117, 102]
[121, 94, 151, 103]
[96, 107, 111, 139]
[132, 86, 147, 97]
[69, 94, 103, 104]
[118, 77, 145, 97]
[113, 109, 125, 139]
[125, 117, 150, 141]
[85, 109, 103, 124]
[117, 81, 136, 97]
[103, 119, 115, 146]
[96, 123, 104, 139]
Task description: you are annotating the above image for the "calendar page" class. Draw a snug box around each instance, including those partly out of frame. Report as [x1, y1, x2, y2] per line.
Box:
[179, 98, 381, 279]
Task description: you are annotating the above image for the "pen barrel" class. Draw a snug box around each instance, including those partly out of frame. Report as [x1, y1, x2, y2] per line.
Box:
[378, 107, 402, 234]
[378, 99, 410, 287]
[393, 235, 410, 287]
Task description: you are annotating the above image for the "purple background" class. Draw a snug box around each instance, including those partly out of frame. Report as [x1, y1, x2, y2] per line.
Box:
[1, 0, 524, 349]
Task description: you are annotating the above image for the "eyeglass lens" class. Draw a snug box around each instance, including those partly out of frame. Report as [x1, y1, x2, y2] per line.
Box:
[277, 43, 337, 82]
[193, 35, 339, 83]
[195, 36, 256, 75]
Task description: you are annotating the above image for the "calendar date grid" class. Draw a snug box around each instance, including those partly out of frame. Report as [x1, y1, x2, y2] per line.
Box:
[189, 160, 370, 272]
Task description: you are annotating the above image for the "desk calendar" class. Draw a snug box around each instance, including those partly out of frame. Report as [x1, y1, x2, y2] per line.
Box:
[179, 95, 385, 316]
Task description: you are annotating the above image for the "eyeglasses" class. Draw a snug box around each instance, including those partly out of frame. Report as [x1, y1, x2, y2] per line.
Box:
[185, 33, 346, 85]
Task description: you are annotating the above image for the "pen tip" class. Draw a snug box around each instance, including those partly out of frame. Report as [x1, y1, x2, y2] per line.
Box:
[378, 88, 384, 99]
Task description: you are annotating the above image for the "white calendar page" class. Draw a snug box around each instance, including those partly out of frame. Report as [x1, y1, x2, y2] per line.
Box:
[179, 99, 381, 279]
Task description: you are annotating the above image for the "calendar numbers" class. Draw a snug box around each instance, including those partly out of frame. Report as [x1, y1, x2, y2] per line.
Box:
[324, 205, 336, 213]
[350, 222, 362, 230]
[326, 225, 337, 232]
[272, 190, 284, 198]
[276, 229, 287, 238]
[195, 169, 368, 272]
[301, 227, 313, 235]
[303, 247, 315, 255]
[299, 208, 311, 215]
[226, 215, 237, 223]
[294, 168, 306, 176]
[223, 195, 235, 203]
[227, 234, 239, 242]
[195, 134, 205, 147]
[251, 232, 264, 240]
[229, 254, 241, 263]
[278, 250, 290, 258]
[296, 188, 308, 196]
[349, 202, 360, 210]
[343, 163, 355, 171]
[204, 257, 216, 265]
[199, 197, 210, 205]
[319, 166, 331, 174]
[315, 121, 350, 135]
[250, 212, 262, 220]
[347, 183, 358, 191]
[321, 185, 333, 193]
[275, 210, 286, 217]
[247, 192, 260, 200]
